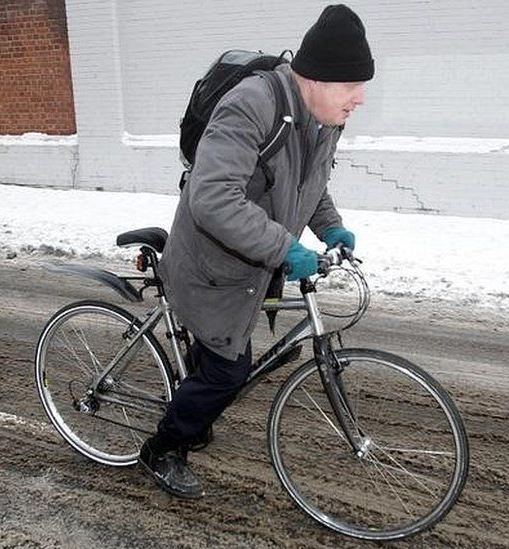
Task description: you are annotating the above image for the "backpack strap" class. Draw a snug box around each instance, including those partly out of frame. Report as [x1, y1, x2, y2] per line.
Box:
[257, 71, 293, 192]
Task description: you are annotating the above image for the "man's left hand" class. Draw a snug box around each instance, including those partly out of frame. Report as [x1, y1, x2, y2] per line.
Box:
[320, 226, 356, 251]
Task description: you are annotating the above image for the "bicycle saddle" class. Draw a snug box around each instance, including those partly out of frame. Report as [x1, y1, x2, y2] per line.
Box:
[116, 227, 168, 253]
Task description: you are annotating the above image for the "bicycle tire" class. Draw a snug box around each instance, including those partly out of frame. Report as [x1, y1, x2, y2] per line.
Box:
[35, 300, 174, 467]
[267, 348, 469, 541]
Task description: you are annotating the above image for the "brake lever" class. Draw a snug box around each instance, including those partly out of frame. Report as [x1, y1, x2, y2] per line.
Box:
[340, 247, 362, 265]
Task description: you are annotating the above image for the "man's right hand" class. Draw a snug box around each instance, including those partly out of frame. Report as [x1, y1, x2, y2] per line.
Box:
[284, 239, 318, 281]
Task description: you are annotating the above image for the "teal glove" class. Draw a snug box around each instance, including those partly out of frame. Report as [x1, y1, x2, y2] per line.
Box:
[284, 239, 318, 281]
[320, 226, 355, 251]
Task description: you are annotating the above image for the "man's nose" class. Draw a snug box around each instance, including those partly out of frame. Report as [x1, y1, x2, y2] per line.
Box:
[354, 84, 365, 105]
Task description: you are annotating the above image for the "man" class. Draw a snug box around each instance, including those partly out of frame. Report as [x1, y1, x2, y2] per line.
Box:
[139, 4, 374, 497]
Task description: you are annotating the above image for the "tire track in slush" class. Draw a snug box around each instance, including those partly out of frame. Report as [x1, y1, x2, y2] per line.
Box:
[1, 259, 509, 548]
[1, 392, 507, 549]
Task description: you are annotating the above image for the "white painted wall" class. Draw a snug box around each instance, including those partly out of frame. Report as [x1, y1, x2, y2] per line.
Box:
[2, 0, 509, 219]
[118, 0, 509, 139]
[0, 134, 77, 189]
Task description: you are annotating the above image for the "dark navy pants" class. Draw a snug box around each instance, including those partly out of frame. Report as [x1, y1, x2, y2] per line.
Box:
[154, 338, 252, 451]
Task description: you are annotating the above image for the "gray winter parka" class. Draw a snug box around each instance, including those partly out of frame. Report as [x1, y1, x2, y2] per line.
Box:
[159, 63, 343, 360]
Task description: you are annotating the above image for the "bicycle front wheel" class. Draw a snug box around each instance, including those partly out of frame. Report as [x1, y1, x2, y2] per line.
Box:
[35, 300, 174, 466]
[268, 348, 469, 541]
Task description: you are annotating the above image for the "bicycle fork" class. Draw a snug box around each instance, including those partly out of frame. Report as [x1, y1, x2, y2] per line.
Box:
[304, 285, 365, 456]
[313, 336, 366, 457]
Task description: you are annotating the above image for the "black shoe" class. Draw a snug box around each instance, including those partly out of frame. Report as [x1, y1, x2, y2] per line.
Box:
[139, 441, 204, 499]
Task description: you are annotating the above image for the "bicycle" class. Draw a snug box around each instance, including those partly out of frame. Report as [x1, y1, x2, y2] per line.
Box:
[35, 226, 469, 542]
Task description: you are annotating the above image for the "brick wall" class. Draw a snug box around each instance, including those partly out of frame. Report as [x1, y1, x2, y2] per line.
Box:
[0, 0, 75, 134]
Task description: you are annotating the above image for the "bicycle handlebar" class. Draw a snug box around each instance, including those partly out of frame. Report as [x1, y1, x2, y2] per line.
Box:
[283, 245, 360, 279]
[317, 246, 358, 275]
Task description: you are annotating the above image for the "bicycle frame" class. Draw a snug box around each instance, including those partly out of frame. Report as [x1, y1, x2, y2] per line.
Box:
[60, 242, 367, 408]
[92, 279, 326, 394]
[89, 274, 361, 453]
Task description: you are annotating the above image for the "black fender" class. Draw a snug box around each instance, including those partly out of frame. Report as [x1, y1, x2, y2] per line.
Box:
[44, 263, 142, 302]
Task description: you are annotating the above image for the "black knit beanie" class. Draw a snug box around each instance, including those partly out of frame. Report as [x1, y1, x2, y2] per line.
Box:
[291, 4, 374, 82]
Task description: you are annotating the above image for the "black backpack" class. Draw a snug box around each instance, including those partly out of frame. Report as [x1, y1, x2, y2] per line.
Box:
[179, 49, 294, 192]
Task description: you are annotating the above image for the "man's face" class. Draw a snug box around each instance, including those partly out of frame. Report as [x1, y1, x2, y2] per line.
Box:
[307, 81, 365, 126]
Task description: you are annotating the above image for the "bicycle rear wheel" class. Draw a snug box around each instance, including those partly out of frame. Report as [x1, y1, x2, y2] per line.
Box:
[267, 348, 469, 541]
[35, 300, 174, 466]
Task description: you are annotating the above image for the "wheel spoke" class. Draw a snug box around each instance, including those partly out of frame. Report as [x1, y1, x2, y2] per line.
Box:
[120, 407, 144, 450]
[369, 445, 443, 497]
[295, 387, 348, 443]
[375, 445, 454, 457]
[115, 379, 167, 402]
[54, 332, 95, 377]
[69, 323, 103, 372]
[269, 352, 468, 540]
[368, 453, 417, 520]
[357, 453, 388, 512]
[36, 303, 172, 466]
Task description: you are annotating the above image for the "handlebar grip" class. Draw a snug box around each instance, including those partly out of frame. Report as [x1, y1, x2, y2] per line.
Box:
[317, 258, 331, 275]
[284, 245, 359, 278]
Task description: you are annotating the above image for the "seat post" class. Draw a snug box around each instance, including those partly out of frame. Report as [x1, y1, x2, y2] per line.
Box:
[141, 246, 165, 297]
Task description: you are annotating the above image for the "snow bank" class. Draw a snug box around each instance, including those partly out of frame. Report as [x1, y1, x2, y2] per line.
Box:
[1, 184, 508, 310]
[0, 133, 77, 146]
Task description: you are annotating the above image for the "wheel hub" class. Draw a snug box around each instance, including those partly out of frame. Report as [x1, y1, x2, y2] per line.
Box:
[73, 390, 99, 414]
[356, 436, 372, 459]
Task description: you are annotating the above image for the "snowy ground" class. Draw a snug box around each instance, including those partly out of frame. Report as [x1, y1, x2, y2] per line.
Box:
[1, 183, 508, 314]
